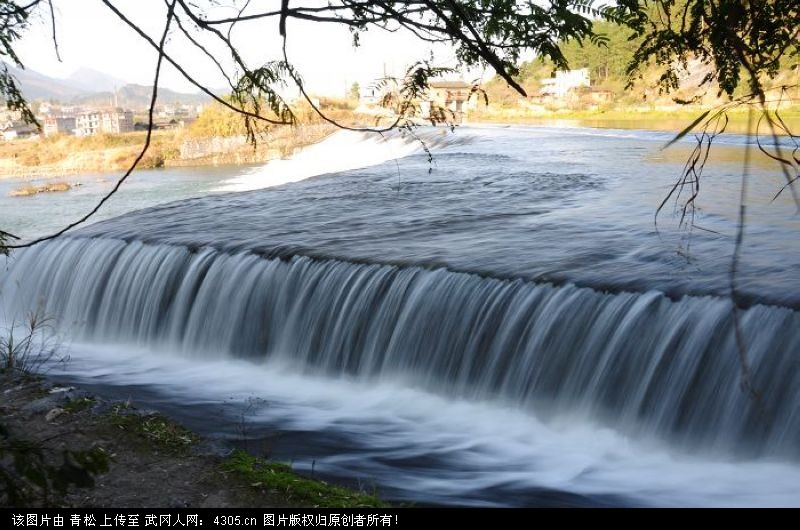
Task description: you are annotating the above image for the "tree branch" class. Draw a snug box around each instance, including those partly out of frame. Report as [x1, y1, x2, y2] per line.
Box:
[7, 0, 179, 249]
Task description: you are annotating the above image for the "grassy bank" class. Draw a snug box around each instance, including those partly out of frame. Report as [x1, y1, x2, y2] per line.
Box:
[469, 105, 800, 135]
[0, 124, 337, 181]
[0, 372, 390, 508]
[223, 451, 388, 509]
[0, 131, 180, 178]
[8, 102, 793, 184]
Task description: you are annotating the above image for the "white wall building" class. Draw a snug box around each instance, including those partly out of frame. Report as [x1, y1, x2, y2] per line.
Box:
[540, 68, 590, 97]
[75, 109, 134, 136]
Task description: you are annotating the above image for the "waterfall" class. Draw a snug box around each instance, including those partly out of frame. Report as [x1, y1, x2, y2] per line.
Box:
[2, 236, 799, 457]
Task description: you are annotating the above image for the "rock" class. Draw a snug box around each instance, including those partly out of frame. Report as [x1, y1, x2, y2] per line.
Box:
[24, 395, 64, 414]
[91, 401, 116, 415]
[45, 407, 66, 422]
[49, 386, 76, 394]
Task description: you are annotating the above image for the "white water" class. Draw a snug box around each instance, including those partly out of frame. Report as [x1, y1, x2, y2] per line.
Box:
[3, 124, 799, 507]
[215, 130, 471, 192]
[51, 342, 800, 507]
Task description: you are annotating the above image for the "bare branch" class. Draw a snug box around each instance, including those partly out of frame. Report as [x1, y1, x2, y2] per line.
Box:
[46, 0, 60, 62]
[8, 0, 179, 249]
[101, 0, 292, 126]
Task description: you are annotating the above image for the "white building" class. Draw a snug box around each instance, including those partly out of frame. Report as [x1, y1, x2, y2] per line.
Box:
[75, 109, 134, 136]
[540, 69, 590, 98]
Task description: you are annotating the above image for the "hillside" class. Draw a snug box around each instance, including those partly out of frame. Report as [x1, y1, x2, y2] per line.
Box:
[5, 65, 209, 109]
[72, 84, 209, 108]
[481, 20, 800, 110]
[4, 65, 86, 101]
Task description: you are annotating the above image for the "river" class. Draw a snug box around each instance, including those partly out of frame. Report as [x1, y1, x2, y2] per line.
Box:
[2, 125, 799, 507]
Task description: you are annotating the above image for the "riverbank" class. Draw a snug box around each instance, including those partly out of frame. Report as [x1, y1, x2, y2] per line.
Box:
[4, 104, 798, 185]
[468, 106, 800, 134]
[0, 124, 336, 181]
[0, 372, 388, 508]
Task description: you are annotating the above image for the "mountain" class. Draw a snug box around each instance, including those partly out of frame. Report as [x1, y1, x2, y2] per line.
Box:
[4, 65, 86, 101]
[4, 65, 210, 108]
[65, 67, 127, 93]
[73, 84, 210, 108]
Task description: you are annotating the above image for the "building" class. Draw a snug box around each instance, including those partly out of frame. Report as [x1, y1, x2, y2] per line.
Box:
[1, 121, 38, 141]
[358, 84, 383, 107]
[75, 112, 101, 136]
[420, 80, 477, 122]
[43, 116, 77, 137]
[100, 110, 134, 134]
[540, 69, 590, 98]
[355, 78, 479, 122]
[38, 102, 58, 115]
[75, 109, 134, 136]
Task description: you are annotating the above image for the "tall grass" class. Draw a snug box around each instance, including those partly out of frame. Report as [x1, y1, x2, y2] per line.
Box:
[0, 310, 65, 375]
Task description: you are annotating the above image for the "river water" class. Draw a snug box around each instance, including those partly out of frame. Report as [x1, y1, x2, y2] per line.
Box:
[1, 125, 799, 506]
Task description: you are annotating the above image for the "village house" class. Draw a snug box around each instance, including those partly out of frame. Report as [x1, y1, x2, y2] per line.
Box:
[354, 78, 479, 122]
[75, 109, 134, 136]
[540, 69, 590, 98]
[1, 121, 38, 141]
[420, 80, 478, 122]
[43, 116, 77, 136]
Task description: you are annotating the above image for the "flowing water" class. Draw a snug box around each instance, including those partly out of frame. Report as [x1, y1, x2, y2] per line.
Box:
[1, 125, 799, 506]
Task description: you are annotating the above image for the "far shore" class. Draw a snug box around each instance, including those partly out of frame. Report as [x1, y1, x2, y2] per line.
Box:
[3, 106, 798, 185]
[0, 124, 336, 182]
[467, 106, 800, 135]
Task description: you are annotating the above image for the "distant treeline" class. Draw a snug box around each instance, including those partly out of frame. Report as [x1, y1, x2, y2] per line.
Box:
[481, 21, 800, 108]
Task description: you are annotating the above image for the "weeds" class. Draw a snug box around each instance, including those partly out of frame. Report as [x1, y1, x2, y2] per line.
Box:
[0, 310, 66, 376]
[222, 450, 388, 508]
[63, 397, 95, 414]
[107, 407, 197, 454]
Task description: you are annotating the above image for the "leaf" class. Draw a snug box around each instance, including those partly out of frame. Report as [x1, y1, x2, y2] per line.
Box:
[664, 110, 711, 149]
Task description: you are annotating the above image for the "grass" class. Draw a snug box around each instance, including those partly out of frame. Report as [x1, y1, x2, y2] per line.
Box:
[0, 131, 176, 164]
[106, 404, 197, 454]
[0, 121, 339, 176]
[0, 311, 61, 375]
[470, 105, 800, 134]
[63, 397, 95, 414]
[222, 450, 389, 508]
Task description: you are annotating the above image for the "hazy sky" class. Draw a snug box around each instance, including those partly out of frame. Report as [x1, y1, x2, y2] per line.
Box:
[17, 0, 475, 96]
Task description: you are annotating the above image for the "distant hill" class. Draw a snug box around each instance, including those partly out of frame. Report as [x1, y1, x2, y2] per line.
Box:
[5, 65, 86, 101]
[65, 67, 127, 93]
[5, 65, 210, 108]
[73, 84, 210, 108]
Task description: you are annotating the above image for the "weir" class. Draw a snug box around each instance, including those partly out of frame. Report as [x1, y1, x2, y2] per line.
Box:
[3, 236, 798, 458]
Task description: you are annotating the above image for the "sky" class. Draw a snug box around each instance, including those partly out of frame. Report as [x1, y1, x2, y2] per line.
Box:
[16, 0, 478, 97]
